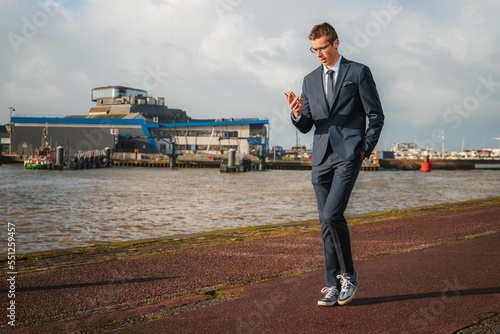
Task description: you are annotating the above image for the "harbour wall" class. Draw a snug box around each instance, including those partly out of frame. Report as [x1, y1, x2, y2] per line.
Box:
[111, 158, 380, 171]
[2, 152, 381, 171]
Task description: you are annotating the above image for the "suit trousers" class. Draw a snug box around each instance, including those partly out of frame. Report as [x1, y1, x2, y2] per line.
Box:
[311, 148, 362, 287]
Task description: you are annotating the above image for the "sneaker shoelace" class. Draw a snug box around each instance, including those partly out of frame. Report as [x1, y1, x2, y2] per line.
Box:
[337, 274, 354, 292]
[320, 287, 338, 299]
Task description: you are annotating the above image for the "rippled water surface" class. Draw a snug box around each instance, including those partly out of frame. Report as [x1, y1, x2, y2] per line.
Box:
[2, 164, 499, 253]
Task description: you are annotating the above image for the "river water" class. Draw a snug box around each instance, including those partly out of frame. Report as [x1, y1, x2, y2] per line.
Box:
[2, 164, 499, 254]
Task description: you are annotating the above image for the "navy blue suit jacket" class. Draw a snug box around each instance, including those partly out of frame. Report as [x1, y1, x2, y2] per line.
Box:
[292, 57, 384, 165]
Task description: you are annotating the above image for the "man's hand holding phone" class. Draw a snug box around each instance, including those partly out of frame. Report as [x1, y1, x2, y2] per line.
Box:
[285, 91, 302, 119]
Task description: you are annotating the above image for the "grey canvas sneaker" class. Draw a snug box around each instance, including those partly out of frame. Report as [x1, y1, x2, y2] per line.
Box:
[337, 270, 358, 305]
[318, 286, 339, 306]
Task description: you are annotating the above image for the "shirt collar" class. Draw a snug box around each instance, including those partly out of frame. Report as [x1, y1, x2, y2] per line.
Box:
[323, 55, 342, 74]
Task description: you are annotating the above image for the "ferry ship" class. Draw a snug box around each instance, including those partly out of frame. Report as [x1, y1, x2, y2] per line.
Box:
[376, 143, 500, 170]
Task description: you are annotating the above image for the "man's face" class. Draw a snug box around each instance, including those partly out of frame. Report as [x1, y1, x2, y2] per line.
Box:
[310, 36, 340, 69]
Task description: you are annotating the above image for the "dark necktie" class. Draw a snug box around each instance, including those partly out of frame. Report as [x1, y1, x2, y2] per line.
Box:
[326, 69, 335, 109]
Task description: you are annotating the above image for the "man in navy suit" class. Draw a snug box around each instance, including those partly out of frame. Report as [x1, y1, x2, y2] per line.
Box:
[287, 22, 384, 306]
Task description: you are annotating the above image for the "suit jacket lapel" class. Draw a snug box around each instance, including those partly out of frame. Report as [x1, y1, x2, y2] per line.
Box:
[332, 58, 350, 106]
[312, 65, 330, 115]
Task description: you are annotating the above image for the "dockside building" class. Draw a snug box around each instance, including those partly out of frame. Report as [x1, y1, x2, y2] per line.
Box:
[9, 86, 268, 158]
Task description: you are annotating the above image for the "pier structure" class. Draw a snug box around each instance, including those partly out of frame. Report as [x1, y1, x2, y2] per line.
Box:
[110, 155, 380, 171]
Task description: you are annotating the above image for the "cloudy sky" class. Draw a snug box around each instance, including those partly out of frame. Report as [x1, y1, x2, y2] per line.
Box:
[1, 0, 499, 151]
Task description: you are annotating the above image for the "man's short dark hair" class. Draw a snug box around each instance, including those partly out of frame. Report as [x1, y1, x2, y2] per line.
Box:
[308, 22, 338, 43]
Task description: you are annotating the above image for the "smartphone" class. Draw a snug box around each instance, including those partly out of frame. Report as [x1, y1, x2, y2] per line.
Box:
[284, 91, 296, 98]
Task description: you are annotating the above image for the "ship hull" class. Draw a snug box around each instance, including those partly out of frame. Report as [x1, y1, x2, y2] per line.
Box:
[24, 163, 50, 170]
[378, 159, 500, 170]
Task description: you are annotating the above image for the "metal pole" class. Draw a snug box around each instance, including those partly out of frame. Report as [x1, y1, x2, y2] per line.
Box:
[8, 107, 15, 154]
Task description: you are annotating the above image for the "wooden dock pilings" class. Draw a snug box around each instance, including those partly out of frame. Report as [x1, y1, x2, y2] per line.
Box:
[112, 159, 380, 171]
[112, 160, 221, 168]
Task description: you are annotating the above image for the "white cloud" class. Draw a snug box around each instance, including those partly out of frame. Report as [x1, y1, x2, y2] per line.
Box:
[1, 0, 499, 150]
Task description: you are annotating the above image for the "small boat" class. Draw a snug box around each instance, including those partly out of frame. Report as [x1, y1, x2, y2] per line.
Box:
[69, 150, 109, 170]
[24, 128, 56, 170]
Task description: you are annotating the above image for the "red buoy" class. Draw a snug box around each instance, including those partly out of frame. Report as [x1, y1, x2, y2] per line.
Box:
[420, 153, 431, 172]
[420, 161, 431, 172]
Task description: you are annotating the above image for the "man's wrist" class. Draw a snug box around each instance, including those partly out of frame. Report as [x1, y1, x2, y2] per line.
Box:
[291, 112, 301, 121]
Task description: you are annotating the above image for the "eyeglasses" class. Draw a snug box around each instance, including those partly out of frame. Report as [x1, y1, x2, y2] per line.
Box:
[310, 42, 332, 54]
